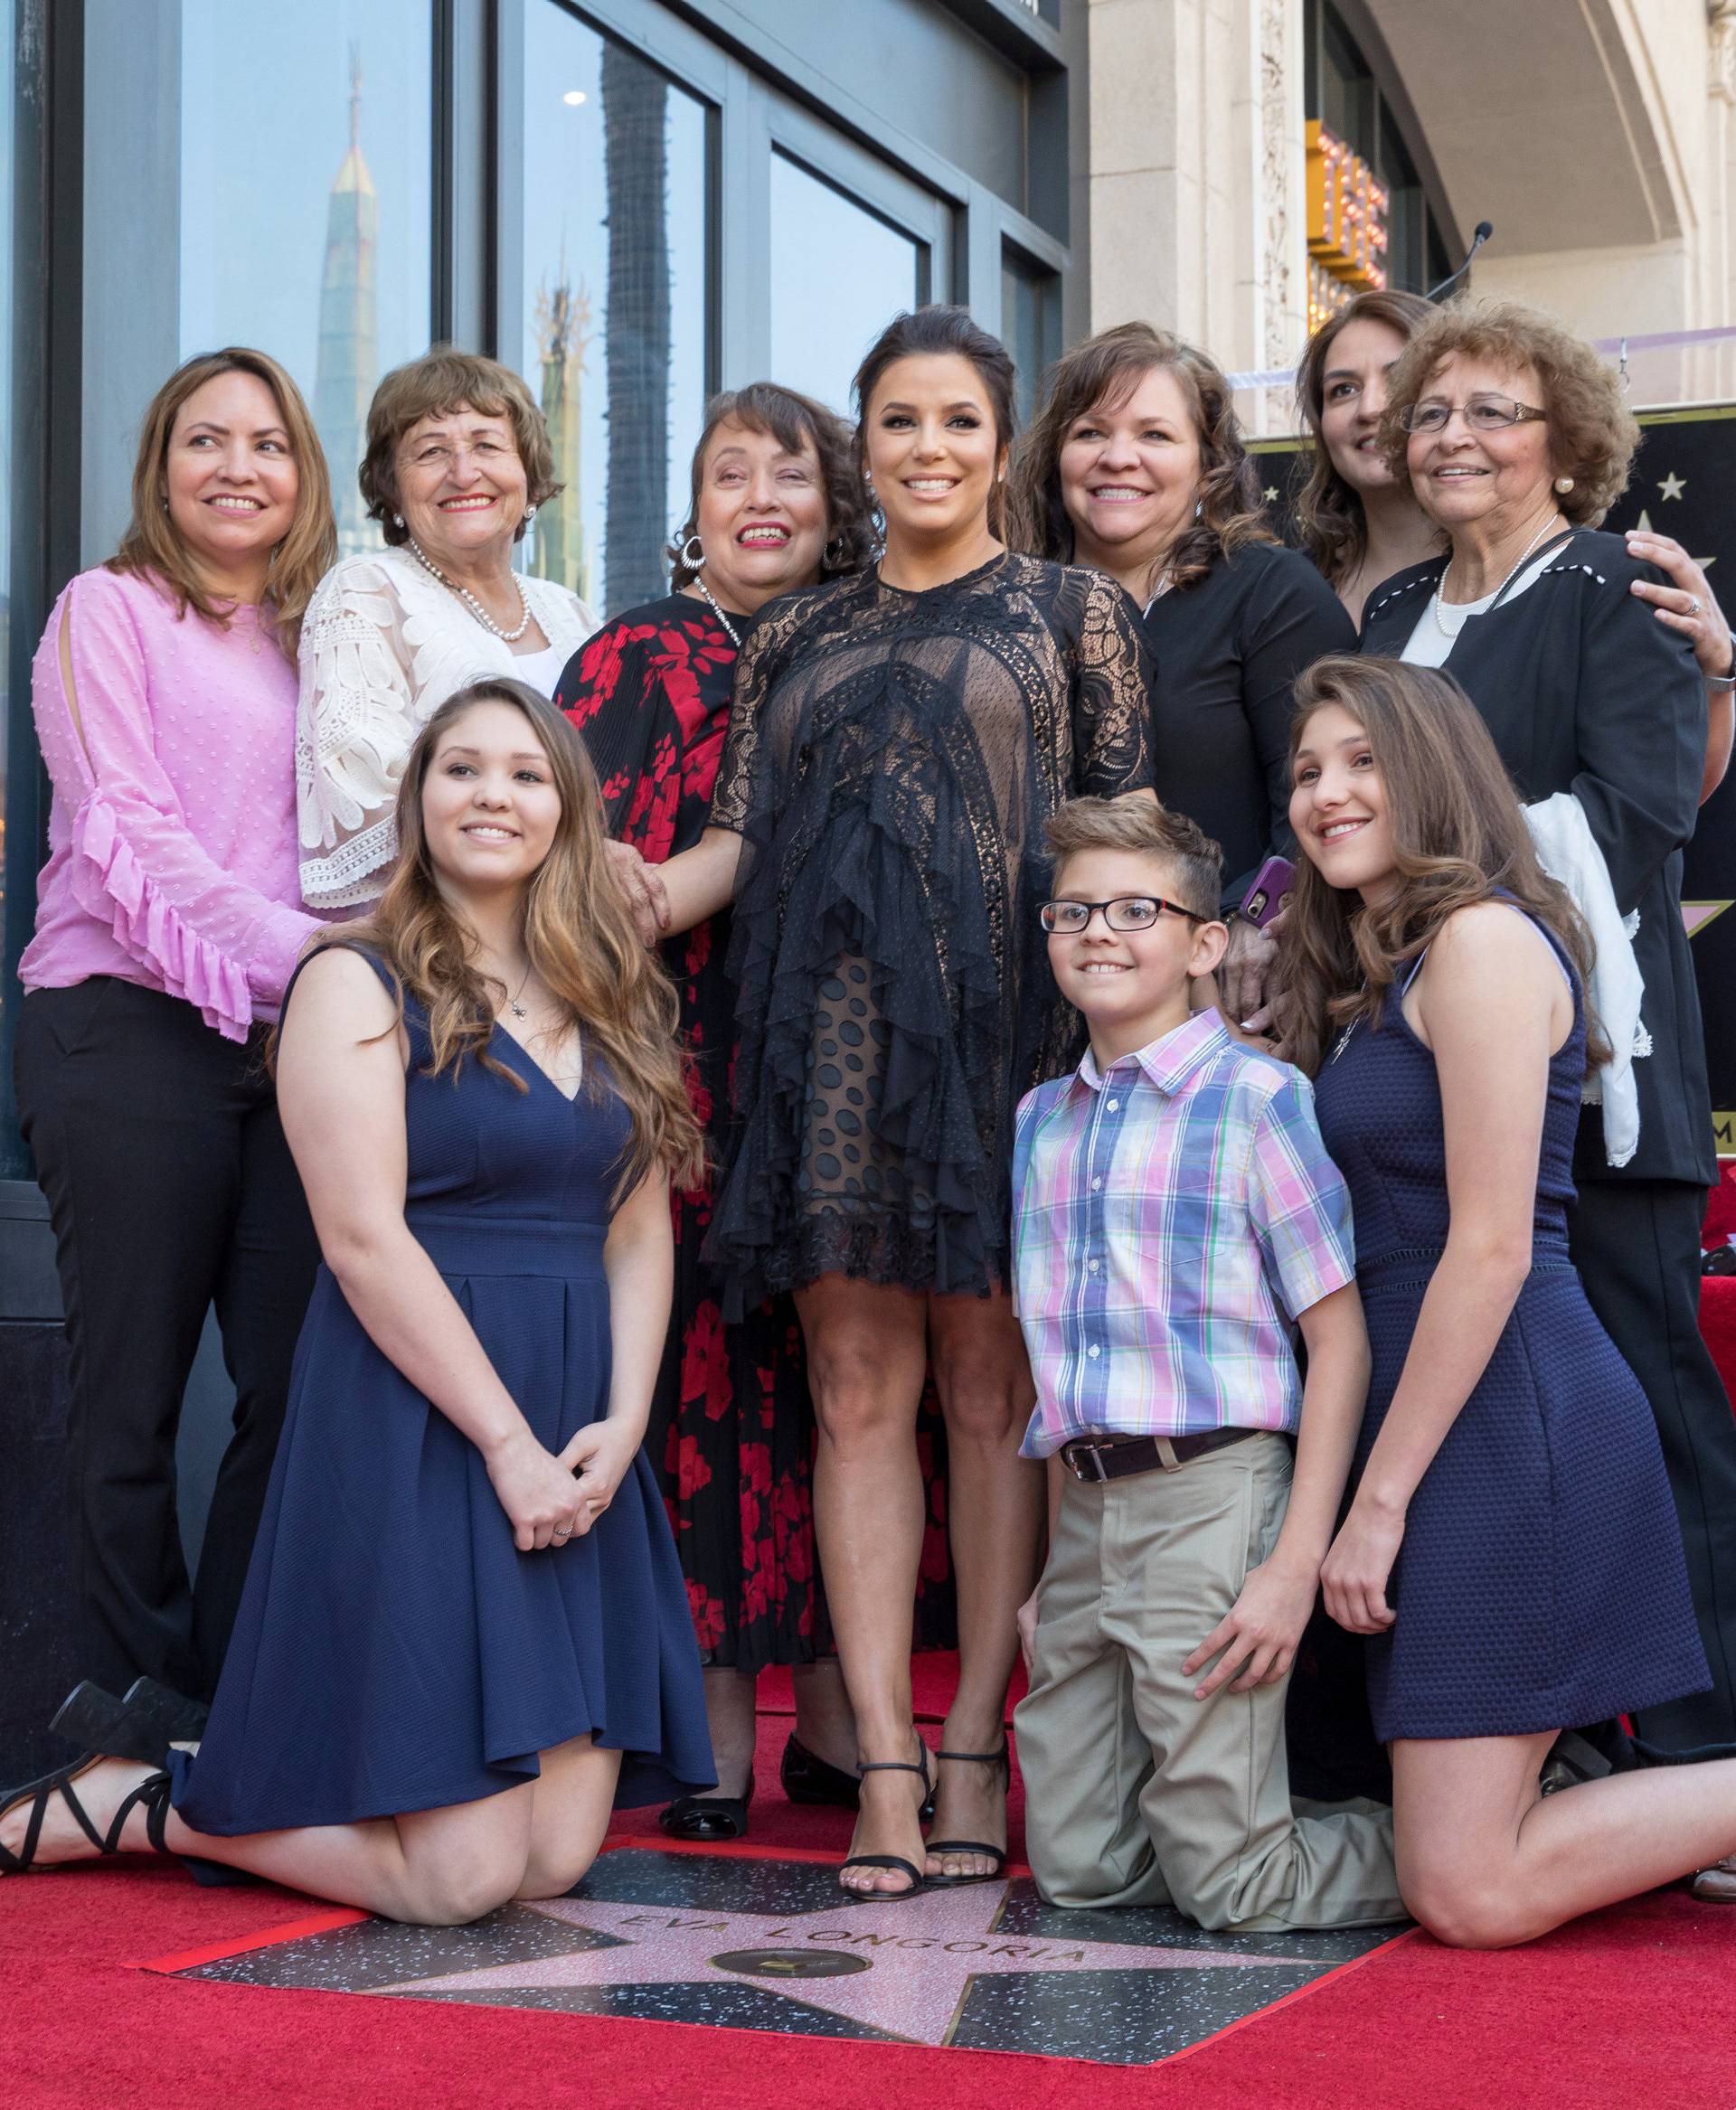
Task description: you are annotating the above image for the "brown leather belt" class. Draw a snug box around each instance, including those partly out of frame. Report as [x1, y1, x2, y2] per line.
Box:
[1059, 1426, 1260, 1483]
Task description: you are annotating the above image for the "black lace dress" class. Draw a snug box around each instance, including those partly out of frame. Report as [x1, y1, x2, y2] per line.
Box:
[706, 553, 1153, 1309]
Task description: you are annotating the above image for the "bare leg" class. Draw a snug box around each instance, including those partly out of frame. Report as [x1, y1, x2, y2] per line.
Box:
[795, 1275, 931, 1896]
[1393, 1731, 1736, 1948]
[2, 1755, 536, 1925]
[791, 1660, 858, 1776]
[514, 1733, 623, 1899]
[924, 1287, 1043, 1880]
[697, 1667, 759, 1801]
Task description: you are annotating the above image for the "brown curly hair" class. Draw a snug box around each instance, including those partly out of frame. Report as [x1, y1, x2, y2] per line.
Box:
[359, 349, 560, 547]
[1005, 323, 1273, 598]
[292, 676, 703, 1201]
[1292, 289, 1436, 589]
[1275, 655, 1604, 1079]
[669, 382, 873, 587]
[1376, 297, 1637, 527]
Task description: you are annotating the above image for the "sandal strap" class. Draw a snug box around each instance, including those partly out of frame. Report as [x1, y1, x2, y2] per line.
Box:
[857, 1760, 928, 1778]
[926, 1839, 1007, 1864]
[108, 1770, 172, 1855]
[0, 1759, 109, 1873]
[937, 1745, 1009, 1765]
[840, 1852, 922, 1889]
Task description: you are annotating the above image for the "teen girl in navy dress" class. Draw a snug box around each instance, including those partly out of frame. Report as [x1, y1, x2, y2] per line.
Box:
[1285, 655, 1736, 1947]
[2, 677, 713, 1921]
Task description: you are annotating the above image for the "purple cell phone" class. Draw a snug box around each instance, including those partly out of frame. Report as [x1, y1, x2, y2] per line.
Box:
[1240, 854, 1296, 931]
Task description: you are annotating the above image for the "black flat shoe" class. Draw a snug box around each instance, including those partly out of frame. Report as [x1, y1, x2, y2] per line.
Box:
[839, 1743, 933, 1902]
[659, 1774, 755, 1841]
[780, 1734, 860, 1811]
[925, 1742, 1010, 1889]
[0, 1758, 172, 1875]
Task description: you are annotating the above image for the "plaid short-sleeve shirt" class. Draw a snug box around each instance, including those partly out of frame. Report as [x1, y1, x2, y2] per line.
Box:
[1012, 1010, 1356, 1458]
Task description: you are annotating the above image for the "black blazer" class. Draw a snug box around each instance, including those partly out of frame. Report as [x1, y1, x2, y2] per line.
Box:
[1141, 541, 1356, 910]
[1360, 529, 1713, 1188]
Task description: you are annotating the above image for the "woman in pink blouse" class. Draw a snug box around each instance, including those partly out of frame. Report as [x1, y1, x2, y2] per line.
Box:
[14, 346, 337, 1708]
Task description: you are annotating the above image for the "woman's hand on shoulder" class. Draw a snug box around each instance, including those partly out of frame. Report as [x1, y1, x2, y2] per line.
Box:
[603, 838, 670, 947]
[1627, 528, 1731, 683]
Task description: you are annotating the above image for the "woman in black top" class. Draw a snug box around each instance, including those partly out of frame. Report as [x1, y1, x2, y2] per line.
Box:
[1007, 322, 1353, 1024]
[1362, 299, 1736, 1877]
[635, 306, 1154, 1901]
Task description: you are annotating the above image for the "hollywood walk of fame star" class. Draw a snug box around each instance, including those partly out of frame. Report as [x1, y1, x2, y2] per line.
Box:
[381, 1879, 1340, 2049]
[1658, 471, 1687, 502]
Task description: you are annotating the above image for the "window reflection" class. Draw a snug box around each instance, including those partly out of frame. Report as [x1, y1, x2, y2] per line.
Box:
[522, 3, 709, 617]
[770, 153, 921, 417]
[179, 1, 433, 555]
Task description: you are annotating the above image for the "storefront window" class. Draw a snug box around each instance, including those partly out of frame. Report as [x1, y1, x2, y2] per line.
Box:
[521, 1, 710, 617]
[1003, 250, 1059, 428]
[179, 0, 434, 555]
[770, 152, 921, 417]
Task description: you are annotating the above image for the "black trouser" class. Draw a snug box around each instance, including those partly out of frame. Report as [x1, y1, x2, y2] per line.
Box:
[1569, 1177, 1736, 1752]
[14, 978, 319, 1702]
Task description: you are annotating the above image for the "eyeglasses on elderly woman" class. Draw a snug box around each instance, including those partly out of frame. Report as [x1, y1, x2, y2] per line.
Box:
[1396, 392, 1549, 435]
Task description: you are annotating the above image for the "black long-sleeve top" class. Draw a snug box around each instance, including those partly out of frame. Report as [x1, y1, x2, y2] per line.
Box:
[1360, 530, 1712, 1189]
[1140, 540, 1357, 909]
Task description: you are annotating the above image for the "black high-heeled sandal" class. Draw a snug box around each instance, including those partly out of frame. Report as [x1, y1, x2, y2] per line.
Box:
[50, 1679, 204, 1770]
[839, 1741, 933, 1901]
[659, 1773, 756, 1842]
[924, 1742, 1010, 1888]
[0, 1759, 172, 1875]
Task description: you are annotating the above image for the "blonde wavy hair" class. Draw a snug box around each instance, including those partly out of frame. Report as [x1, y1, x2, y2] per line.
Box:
[1275, 656, 1604, 1078]
[1376, 297, 1638, 527]
[308, 676, 702, 1199]
[108, 346, 336, 650]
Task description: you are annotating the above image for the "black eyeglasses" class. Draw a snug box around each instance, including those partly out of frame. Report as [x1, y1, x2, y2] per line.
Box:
[1396, 393, 1548, 435]
[1039, 896, 1205, 934]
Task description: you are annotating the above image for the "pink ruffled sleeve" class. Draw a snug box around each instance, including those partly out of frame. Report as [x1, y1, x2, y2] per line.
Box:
[33, 574, 317, 1040]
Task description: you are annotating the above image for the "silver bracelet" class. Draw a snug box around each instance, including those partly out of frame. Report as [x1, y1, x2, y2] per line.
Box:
[1710, 643, 1736, 694]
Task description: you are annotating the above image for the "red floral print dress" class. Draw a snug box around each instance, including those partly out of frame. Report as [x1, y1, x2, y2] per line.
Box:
[558, 594, 953, 1668]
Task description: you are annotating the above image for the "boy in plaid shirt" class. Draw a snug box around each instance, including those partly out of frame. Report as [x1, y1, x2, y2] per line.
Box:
[1010, 795, 1401, 1931]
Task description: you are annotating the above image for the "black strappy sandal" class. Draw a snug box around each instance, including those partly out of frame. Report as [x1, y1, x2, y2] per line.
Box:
[0, 1758, 173, 1876]
[838, 1741, 933, 1902]
[925, 1742, 1010, 1888]
[50, 1678, 205, 1769]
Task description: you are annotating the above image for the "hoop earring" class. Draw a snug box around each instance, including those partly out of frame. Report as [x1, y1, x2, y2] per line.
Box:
[681, 532, 704, 570]
[1554, 476, 1575, 495]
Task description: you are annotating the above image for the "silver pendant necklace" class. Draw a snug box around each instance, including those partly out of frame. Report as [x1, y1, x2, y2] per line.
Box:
[407, 535, 533, 643]
[505, 963, 533, 1020]
[1430, 514, 1561, 641]
[692, 571, 742, 649]
[1328, 1016, 1359, 1064]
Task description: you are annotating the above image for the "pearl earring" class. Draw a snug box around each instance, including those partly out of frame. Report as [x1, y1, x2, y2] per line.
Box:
[524, 504, 537, 524]
[1555, 476, 1575, 495]
[393, 513, 405, 529]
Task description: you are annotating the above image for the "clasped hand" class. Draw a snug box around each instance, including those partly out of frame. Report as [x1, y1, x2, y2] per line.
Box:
[486, 1420, 639, 1552]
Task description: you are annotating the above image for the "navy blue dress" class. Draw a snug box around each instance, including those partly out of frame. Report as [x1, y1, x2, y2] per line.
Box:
[1311, 916, 1709, 1741]
[170, 947, 714, 1832]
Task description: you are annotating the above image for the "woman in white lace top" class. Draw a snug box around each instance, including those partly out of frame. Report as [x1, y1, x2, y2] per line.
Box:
[297, 349, 599, 908]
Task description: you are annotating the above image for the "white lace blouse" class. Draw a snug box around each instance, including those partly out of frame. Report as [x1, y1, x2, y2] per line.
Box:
[296, 545, 599, 908]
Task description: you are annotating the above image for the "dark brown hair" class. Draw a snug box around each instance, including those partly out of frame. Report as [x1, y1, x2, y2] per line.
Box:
[669, 382, 873, 586]
[298, 676, 701, 1198]
[852, 305, 1017, 539]
[359, 349, 559, 546]
[1276, 655, 1603, 1077]
[1006, 323, 1273, 597]
[108, 347, 336, 650]
[1293, 289, 1437, 589]
[1376, 296, 1638, 528]
[1044, 793, 1224, 923]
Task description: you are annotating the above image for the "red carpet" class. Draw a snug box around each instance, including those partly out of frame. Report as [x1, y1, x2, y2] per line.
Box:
[6, 1697, 1734, 2110]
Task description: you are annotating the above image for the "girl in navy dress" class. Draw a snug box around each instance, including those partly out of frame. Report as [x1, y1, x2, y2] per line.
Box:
[1287, 655, 1736, 1947]
[2, 676, 714, 1922]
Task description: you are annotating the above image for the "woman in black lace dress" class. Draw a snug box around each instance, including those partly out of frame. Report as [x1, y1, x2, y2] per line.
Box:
[640, 308, 1155, 1898]
[558, 387, 953, 1843]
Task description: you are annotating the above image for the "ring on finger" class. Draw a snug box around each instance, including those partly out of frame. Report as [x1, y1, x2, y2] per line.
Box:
[1689, 594, 1704, 617]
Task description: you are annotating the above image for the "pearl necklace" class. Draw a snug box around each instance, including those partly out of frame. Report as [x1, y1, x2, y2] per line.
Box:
[406, 536, 533, 643]
[1430, 516, 1561, 641]
[692, 573, 742, 649]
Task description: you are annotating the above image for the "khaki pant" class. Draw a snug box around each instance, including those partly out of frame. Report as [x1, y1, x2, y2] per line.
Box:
[1014, 1433, 1404, 1932]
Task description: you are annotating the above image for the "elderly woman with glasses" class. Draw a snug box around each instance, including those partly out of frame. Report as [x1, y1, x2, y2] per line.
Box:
[1358, 300, 1736, 1898]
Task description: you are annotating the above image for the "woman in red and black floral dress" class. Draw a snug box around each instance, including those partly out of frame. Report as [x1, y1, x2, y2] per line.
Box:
[558, 385, 952, 1839]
